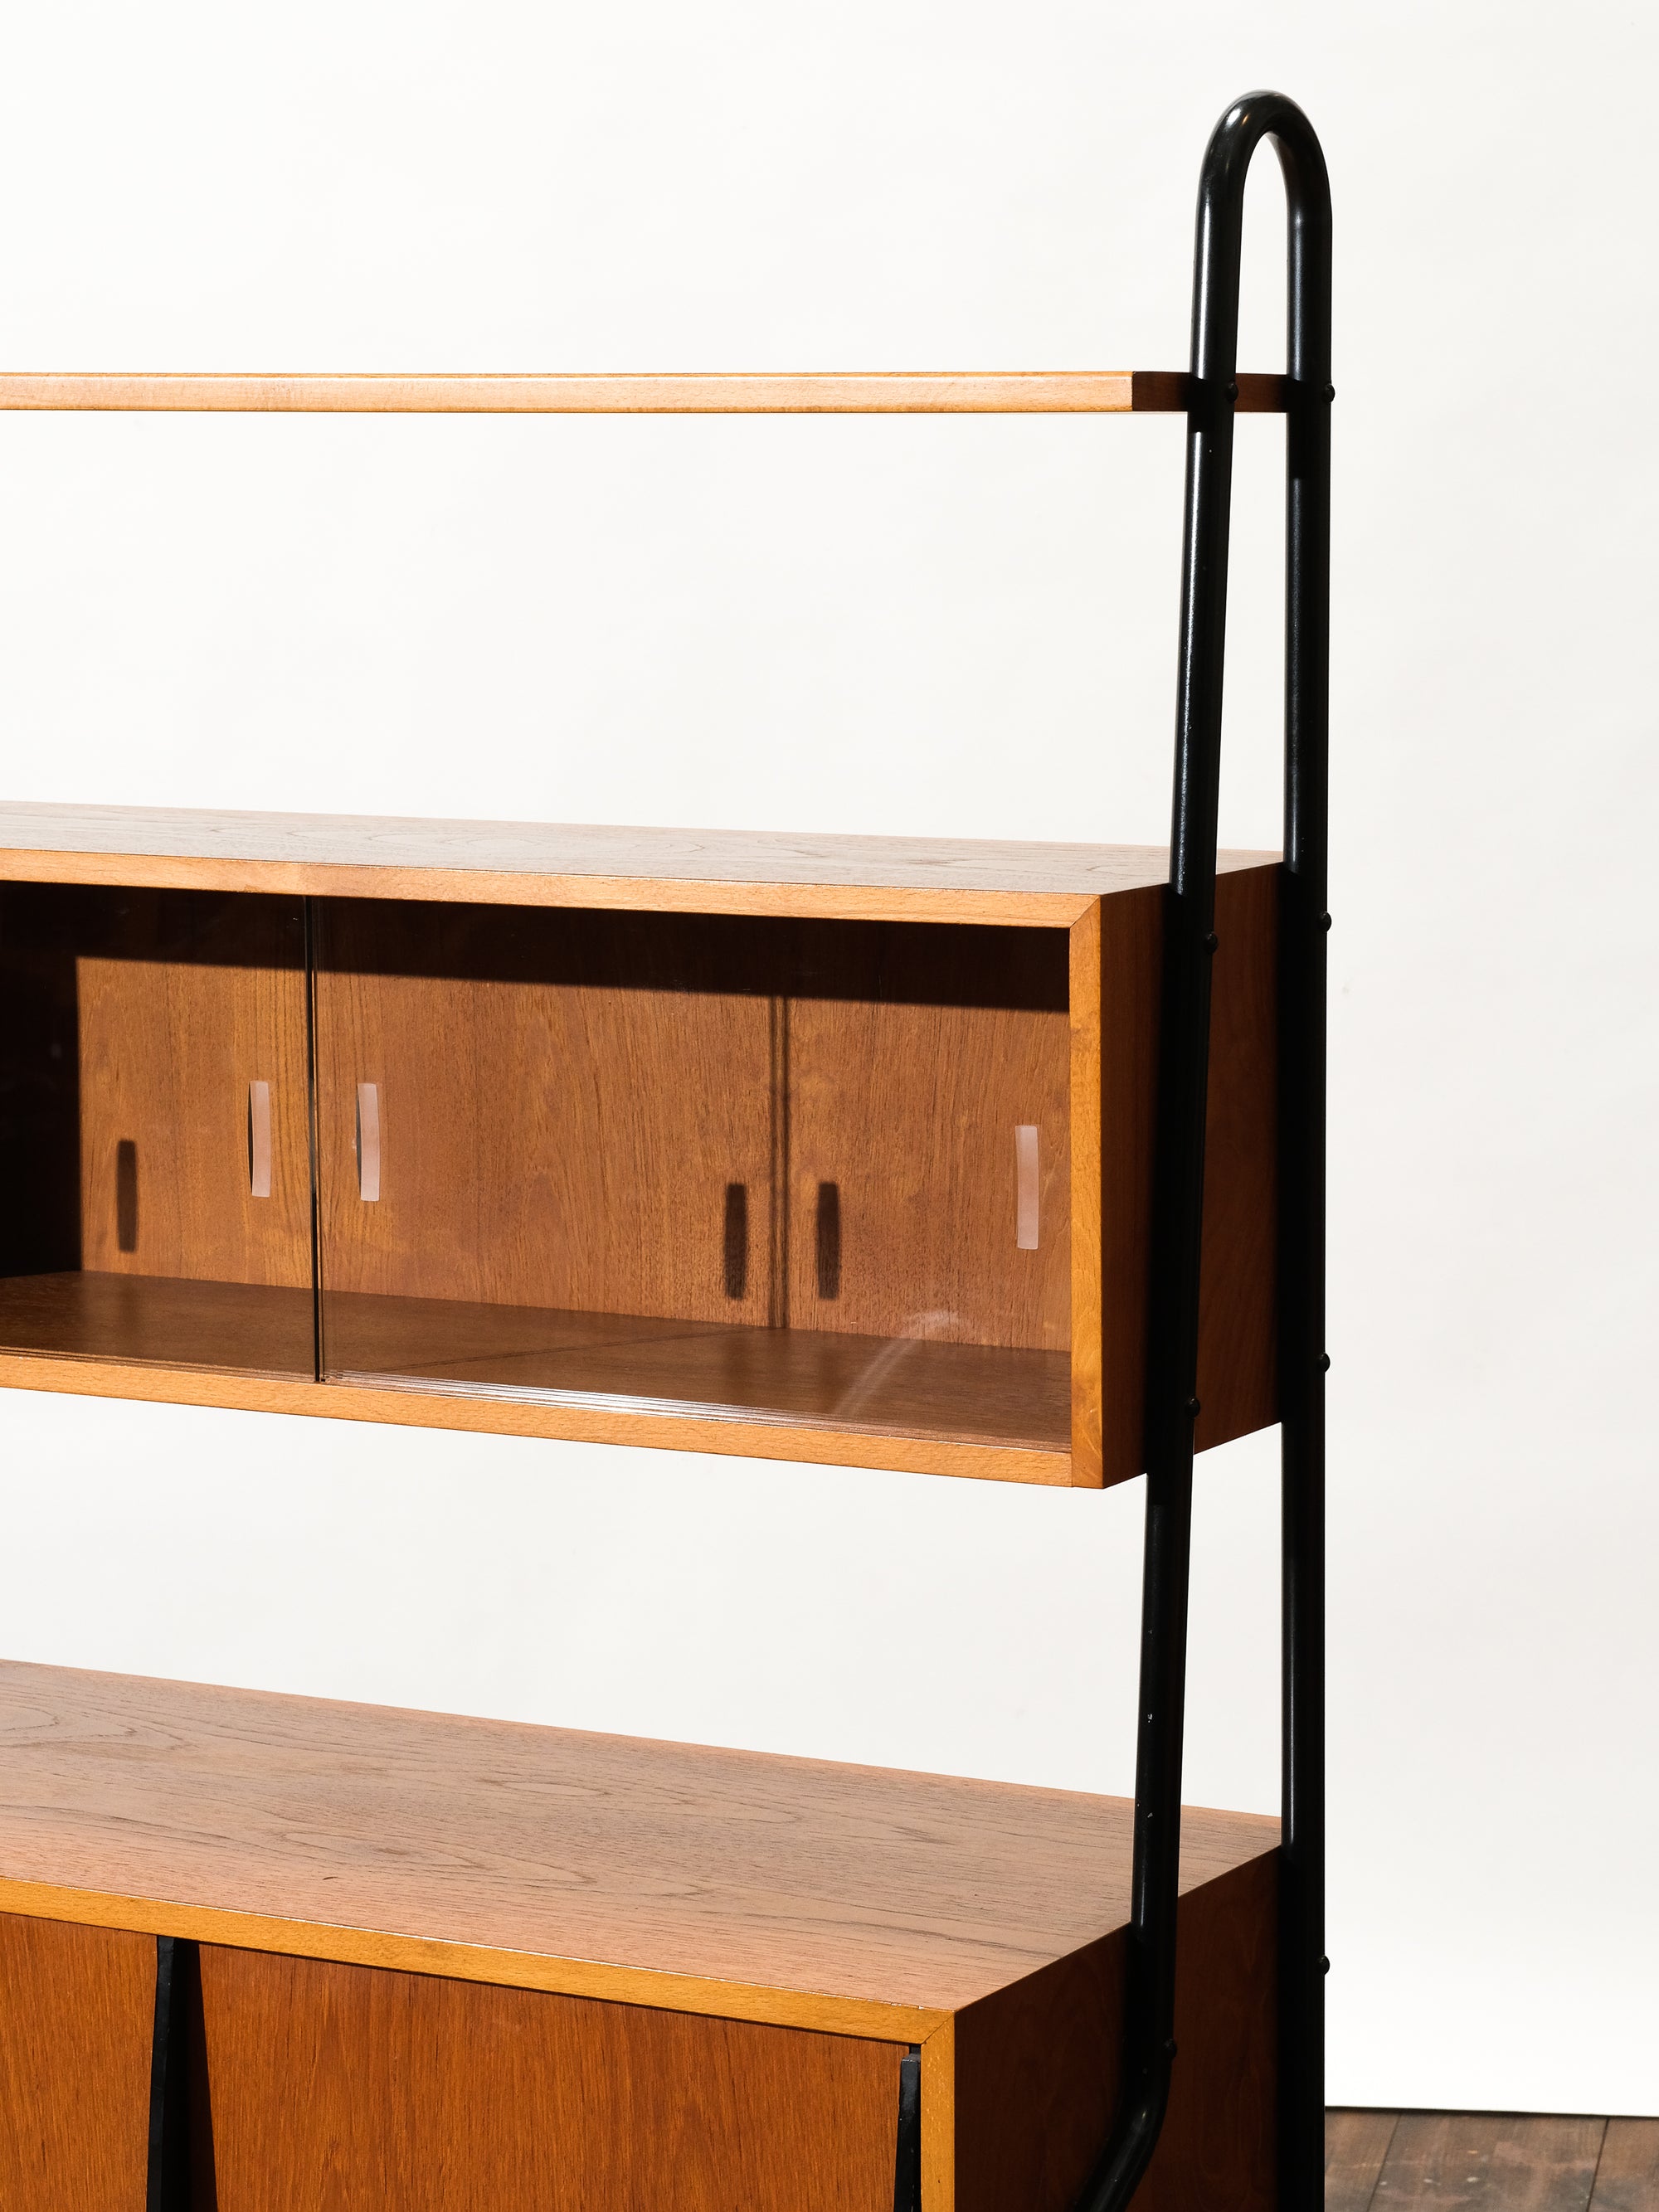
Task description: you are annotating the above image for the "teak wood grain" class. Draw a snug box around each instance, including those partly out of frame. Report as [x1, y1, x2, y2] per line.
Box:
[1067, 905, 1105, 1481]
[0, 1344, 1072, 1483]
[0, 1271, 314, 1377]
[197, 1947, 905, 2212]
[0, 825, 1278, 1485]
[785, 925, 1071, 1352]
[73, 896, 312, 1293]
[0, 369, 1290, 415]
[0, 1661, 1277, 2043]
[951, 1851, 1277, 2212]
[0, 885, 312, 1295]
[1095, 882, 1162, 1485]
[1194, 862, 1279, 1451]
[1091, 863, 1279, 1481]
[323, 1290, 1071, 1451]
[0, 802, 1272, 924]
[314, 902, 777, 1329]
[0, 1909, 154, 2212]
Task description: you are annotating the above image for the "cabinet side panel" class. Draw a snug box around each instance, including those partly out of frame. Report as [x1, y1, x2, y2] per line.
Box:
[1194, 863, 1279, 1451]
[1097, 883, 1162, 1483]
[951, 1850, 1277, 2212]
[0, 1910, 155, 2212]
[1097, 865, 1279, 1482]
[198, 1946, 904, 2212]
[1068, 904, 1103, 1485]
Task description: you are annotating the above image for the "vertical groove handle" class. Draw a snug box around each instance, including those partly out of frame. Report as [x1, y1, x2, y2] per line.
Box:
[1015, 1125, 1039, 1248]
[356, 1083, 381, 1202]
[247, 1081, 271, 1198]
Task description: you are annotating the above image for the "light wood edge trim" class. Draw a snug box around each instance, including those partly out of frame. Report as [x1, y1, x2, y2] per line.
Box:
[0, 848, 1094, 928]
[921, 2014, 956, 2212]
[1068, 902, 1104, 1488]
[0, 1354, 1073, 1488]
[0, 372, 1288, 415]
[0, 371, 1135, 413]
[0, 1878, 946, 2043]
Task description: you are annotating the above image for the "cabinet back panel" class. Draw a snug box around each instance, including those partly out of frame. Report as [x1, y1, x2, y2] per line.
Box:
[314, 902, 777, 1325]
[788, 996, 1070, 1349]
[197, 1945, 903, 2212]
[785, 920, 1069, 1352]
[314, 905, 1071, 1359]
[0, 884, 311, 1287]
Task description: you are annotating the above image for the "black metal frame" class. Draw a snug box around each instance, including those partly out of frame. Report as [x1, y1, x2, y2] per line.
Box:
[148, 1934, 197, 2212]
[1075, 91, 1331, 2212]
[893, 2044, 922, 2212]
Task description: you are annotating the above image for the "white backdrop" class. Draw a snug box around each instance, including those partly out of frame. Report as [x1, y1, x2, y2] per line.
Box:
[1, 0, 1655, 2118]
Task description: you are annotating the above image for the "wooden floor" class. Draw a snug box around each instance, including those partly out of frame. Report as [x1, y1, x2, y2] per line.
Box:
[1329, 2111, 1659, 2210]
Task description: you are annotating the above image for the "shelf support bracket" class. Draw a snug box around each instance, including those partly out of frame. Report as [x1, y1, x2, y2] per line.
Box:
[1073, 90, 1331, 2212]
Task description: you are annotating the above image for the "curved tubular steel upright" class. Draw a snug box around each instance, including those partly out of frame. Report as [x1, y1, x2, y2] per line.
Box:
[1074, 91, 1331, 2212]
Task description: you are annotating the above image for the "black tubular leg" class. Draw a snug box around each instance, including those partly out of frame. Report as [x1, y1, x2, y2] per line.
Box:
[147, 1934, 194, 2212]
[893, 2044, 922, 2212]
[1073, 92, 1331, 2212]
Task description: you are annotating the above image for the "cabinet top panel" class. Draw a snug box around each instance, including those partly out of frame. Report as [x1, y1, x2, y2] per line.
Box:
[0, 1660, 1275, 2037]
[0, 803, 1276, 926]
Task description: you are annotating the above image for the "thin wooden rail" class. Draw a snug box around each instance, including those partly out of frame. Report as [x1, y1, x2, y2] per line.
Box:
[0, 370, 1288, 415]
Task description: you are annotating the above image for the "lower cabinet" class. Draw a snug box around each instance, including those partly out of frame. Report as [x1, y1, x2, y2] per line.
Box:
[0, 1913, 907, 2212]
[194, 1947, 906, 2212]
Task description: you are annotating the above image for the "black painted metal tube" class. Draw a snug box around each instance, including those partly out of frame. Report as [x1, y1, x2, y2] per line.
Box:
[1073, 90, 1331, 2212]
[147, 1934, 193, 2212]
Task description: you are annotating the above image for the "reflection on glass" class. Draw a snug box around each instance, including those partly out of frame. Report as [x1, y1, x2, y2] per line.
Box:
[313, 902, 1072, 1453]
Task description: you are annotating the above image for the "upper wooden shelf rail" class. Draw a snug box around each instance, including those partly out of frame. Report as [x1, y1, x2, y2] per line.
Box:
[0, 370, 1289, 415]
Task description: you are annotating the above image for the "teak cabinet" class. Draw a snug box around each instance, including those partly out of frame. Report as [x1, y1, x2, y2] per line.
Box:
[0, 1660, 1277, 2212]
[0, 805, 1277, 1488]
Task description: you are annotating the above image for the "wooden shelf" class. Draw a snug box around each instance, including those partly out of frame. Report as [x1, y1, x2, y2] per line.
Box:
[0, 1660, 1278, 2210]
[0, 1273, 1071, 1451]
[324, 1290, 1073, 1451]
[0, 1271, 314, 1378]
[0, 802, 1273, 924]
[0, 369, 1291, 416]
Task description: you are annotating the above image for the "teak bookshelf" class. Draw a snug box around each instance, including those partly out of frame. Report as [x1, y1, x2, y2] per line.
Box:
[0, 90, 1331, 2212]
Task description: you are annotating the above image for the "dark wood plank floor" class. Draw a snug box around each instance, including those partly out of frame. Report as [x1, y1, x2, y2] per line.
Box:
[1329, 2112, 1659, 2210]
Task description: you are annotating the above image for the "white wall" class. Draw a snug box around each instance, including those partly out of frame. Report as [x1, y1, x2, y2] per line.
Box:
[1, 0, 1654, 2118]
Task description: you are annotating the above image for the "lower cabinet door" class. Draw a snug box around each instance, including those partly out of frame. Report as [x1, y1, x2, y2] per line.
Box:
[197, 1947, 907, 2212]
[0, 1910, 155, 2212]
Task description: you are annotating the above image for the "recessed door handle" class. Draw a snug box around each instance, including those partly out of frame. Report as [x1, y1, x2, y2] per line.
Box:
[356, 1083, 381, 1202]
[248, 1081, 271, 1198]
[1015, 1125, 1039, 1249]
